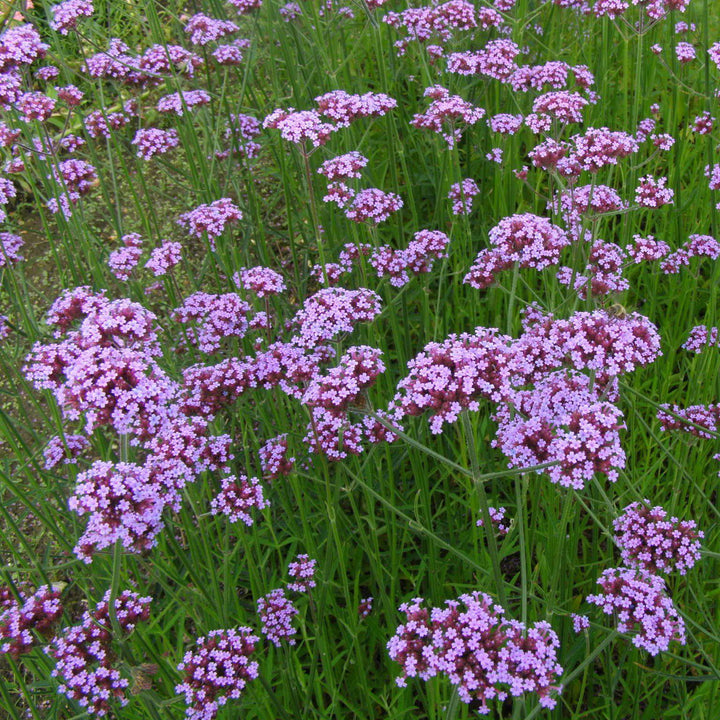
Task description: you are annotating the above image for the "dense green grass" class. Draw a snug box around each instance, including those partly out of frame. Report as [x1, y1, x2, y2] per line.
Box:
[0, 0, 719, 718]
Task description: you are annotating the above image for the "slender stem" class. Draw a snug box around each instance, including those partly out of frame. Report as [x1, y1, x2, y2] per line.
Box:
[461, 412, 507, 606]
[301, 149, 328, 285]
[524, 631, 619, 720]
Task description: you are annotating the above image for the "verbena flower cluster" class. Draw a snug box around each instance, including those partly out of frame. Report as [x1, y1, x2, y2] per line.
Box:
[176, 627, 259, 720]
[613, 502, 703, 575]
[0, 585, 63, 657]
[586, 569, 686, 655]
[387, 592, 563, 712]
[48, 590, 151, 716]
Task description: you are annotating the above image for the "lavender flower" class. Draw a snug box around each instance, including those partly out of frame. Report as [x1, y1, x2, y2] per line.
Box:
[48, 590, 151, 716]
[410, 85, 484, 148]
[0, 585, 63, 657]
[287, 554, 317, 592]
[586, 568, 686, 655]
[0, 232, 23, 266]
[388, 592, 563, 712]
[69, 461, 166, 562]
[259, 435, 295, 479]
[683, 325, 720, 353]
[315, 90, 397, 127]
[263, 108, 335, 148]
[176, 627, 259, 720]
[257, 588, 298, 646]
[183, 13, 239, 45]
[173, 293, 251, 353]
[210, 475, 268, 525]
[448, 178, 480, 215]
[132, 128, 179, 160]
[43, 433, 89, 469]
[235, 265, 286, 297]
[145, 241, 182, 276]
[291, 287, 382, 349]
[157, 90, 211, 115]
[50, 0, 94, 34]
[613, 502, 703, 575]
[344, 188, 403, 224]
[178, 198, 242, 244]
[571, 614, 589, 633]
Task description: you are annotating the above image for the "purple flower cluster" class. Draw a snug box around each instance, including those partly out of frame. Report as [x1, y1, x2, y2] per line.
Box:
[571, 614, 590, 633]
[287, 554, 317, 592]
[446, 39, 521, 81]
[660, 234, 720, 274]
[16, 91, 55, 122]
[549, 184, 627, 241]
[390, 327, 514, 434]
[556, 240, 628, 298]
[235, 265, 286, 297]
[358, 597, 373, 618]
[257, 588, 298, 646]
[43, 433, 89, 469]
[627, 234, 671, 263]
[184, 13, 239, 46]
[315, 90, 397, 127]
[303, 345, 386, 459]
[291, 287, 381, 349]
[344, 188, 403, 224]
[383, 0, 484, 56]
[448, 178, 480, 215]
[146, 241, 182, 276]
[69, 460, 166, 562]
[493, 370, 625, 488]
[410, 85, 485, 148]
[132, 128, 179, 160]
[259, 435, 295, 479]
[318, 151, 368, 180]
[370, 229, 450, 286]
[220, 113, 261, 159]
[635, 175, 674, 208]
[48, 590, 151, 716]
[264, 108, 335, 148]
[178, 198, 242, 242]
[0, 25, 48, 72]
[613, 502, 703, 576]
[532, 90, 589, 124]
[50, 0, 94, 34]
[0, 231, 23, 266]
[0, 585, 63, 657]
[657, 403, 720, 439]
[586, 568, 686, 655]
[683, 325, 720, 353]
[391, 308, 660, 485]
[108, 233, 143, 281]
[85, 110, 129, 139]
[531, 127, 639, 176]
[24, 291, 175, 437]
[476, 506, 509, 535]
[464, 213, 569, 289]
[173, 292, 251, 353]
[176, 627, 259, 720]
[387, 593, 563, 712]
[157, 90, 211, 115]
[210, 475, 268, 525]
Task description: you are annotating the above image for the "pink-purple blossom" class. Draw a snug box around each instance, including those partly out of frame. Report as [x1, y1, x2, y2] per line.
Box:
[613, 502, 703, 576]
[587, 568, 686, 655]
[176, 627, 259, 720]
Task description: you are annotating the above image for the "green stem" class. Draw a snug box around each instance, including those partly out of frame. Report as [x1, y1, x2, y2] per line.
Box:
[461, 412, 507, 607]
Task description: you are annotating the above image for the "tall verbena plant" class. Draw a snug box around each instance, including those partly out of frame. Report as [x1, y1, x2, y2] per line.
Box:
[0, 0, 719, 717]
